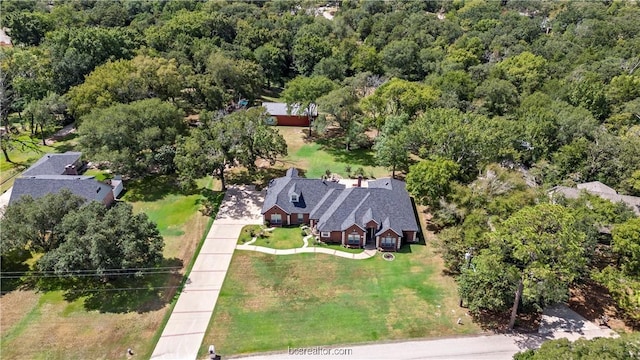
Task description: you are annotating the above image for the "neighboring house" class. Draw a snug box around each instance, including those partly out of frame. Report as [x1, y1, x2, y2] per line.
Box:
[262, 102, 317, 126]
[10, 176, 114, 206]
[8, 152, 120, 206]
[261, 168, 420, 251]
[550, 181, 640, 216]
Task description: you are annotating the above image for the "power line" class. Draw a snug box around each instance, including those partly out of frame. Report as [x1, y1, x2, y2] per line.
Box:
[0, 265, 183, 275]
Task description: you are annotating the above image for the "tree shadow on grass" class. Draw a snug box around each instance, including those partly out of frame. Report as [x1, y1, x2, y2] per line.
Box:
[48, 257, 185, 314]
[228, 167, 293, 190]
[0, 249, 32, 294]
[123, 175, 197, 202]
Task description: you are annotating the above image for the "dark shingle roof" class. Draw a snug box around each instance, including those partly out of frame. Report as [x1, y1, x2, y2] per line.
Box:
[9, 176, 112, 205]
[22, 152, 82, 176]
[262, 170, 344, 214]
[315, 181, 418, 234]
[263, 168, 419, 234]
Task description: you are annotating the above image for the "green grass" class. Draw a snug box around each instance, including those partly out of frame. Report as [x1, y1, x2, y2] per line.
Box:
[200, 244, 482, 357]
[289, 143, 388, 179]
[253, 227, 304, 249]
[315, 243, 364, 254]
[83, 169, 112, 182]
[238, 225, 263, 244]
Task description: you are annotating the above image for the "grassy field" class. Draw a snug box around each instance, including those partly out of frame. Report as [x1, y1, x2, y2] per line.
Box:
[0, 176, 221, 359]
[253, 227, 305, 249]
[200, 241, 482, 357]
[276, 127, 389, 179]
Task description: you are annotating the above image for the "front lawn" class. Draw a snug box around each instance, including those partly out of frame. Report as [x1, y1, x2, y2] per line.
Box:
[252, 227, 304, 249]
[200, 243, 482, 357]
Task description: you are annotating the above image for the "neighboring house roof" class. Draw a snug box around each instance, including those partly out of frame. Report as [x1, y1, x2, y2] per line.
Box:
[22, 152, 82, 176]
[262, 102, 317, 117]
[262, 168, 419, 234]
[550, 182, 640, 216]
[9, 176, 113, 204]
[577, 181, 617, 195]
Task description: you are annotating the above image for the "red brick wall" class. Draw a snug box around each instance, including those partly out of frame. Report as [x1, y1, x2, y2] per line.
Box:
[291, 213, 309, 225]
[274, 115, 310, 126]
[102, 191, 115, 206]
[263, 206, 288, 226]
[321, 231, 343, 243]
[365, 220, 378, 229]
[403, 231, 417, 243]
[344, 224, 364, 247]
[378, 230, 399, 251]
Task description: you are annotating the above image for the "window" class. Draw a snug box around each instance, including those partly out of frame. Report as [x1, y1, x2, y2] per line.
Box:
[297, 213, 304, 223]
[320, 231, 330, 238]
[381, 236, 395, 247]
[271, 213, 282, 224]
[348, 232, 360, 245]
[290, 194, 298, 202]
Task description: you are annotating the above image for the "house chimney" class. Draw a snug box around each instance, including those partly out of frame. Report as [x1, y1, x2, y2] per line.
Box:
[357, 175, 362, 187]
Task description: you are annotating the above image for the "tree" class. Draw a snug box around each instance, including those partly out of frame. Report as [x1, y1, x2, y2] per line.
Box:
[473, 78, 519, 116]
[66, 55, 188, 117]
[406, 157, 460, 207]
[282, 76, 338, 111]
[514, 333, 640, 360]
[174, 107, 287, 190]
[3, 10, 54, 46]
[37, 202, 164, 280]
[374, 114, 410, 178]
[292, 30, 332, 75]
[361, 78, 440, 124]
[45, 27, 137, 93]
[495, 51, 548, 95]
[254, 43, 287, 87]
[0, 190, 85, 255]
[78, 99, 186, 176]
[24, 92, 66, 146]
[459, 204, 588, 329]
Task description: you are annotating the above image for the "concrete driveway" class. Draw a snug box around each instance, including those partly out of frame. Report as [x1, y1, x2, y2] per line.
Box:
[151, 185, 263, 360]
[0, 187, 12, 218]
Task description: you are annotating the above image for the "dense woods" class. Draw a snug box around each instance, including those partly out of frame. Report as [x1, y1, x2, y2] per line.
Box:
[1, 0, 639, 329]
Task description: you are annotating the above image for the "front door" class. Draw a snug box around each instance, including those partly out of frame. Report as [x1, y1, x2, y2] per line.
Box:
[366, 228, 375, 246]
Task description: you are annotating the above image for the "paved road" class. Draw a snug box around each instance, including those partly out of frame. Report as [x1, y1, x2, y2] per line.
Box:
[231, 305, 616, 360]
[151, 185, 264, 360]
[232, 331, 615, 360]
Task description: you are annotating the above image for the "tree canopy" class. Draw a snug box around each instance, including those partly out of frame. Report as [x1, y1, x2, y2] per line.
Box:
[78, 98, 186, 176]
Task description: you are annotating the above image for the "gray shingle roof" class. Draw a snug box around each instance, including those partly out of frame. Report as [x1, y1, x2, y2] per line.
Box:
[550, 183, 640, 216]
[22, 152, 82, 176]
[262, 170, 345, 214]
[263, 168, 419, 234]
[9, 176, 112, 205]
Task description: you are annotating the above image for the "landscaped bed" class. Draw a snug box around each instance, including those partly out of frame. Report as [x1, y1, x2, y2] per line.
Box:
[199, 242, 482, 357]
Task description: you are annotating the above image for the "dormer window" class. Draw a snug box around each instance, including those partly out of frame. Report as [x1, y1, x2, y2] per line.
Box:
[290, 194, 298, 202]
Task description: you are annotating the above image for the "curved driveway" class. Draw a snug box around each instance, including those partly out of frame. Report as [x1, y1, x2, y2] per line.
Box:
[151, 185, 264, 360]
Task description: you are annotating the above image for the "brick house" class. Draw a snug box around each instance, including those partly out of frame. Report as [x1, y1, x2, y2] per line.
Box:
[261, 168, 420, 251]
